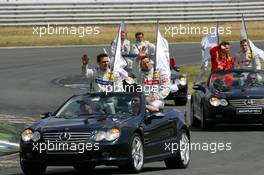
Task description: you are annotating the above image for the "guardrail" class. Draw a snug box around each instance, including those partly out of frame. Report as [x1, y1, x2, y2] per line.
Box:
[0, 0, 264, 26]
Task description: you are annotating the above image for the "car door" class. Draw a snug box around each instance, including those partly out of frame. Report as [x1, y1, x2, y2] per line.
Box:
[193, 84, 207, 120]
[142, 111, 176, 159]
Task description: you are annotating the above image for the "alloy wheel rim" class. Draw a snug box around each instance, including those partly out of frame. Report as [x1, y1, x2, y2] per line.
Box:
[180, 132, 190, 165]
[132, 137, 143, 170]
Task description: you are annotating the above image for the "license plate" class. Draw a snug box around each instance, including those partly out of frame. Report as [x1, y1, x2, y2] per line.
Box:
[236, 108, 262, 115]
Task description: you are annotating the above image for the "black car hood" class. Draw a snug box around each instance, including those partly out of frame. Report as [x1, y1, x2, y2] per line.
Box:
[36, 115, 132, 133]
[212, 87, 264, 99]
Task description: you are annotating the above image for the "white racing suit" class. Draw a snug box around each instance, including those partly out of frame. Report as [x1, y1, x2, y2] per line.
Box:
[131, 40, 155, 58]
[111, 39, 132, 68]
[234, 50, 262, 70]
[111, 39, 131, 56]
[131, 41, 155, 80]
[82, 65, 123, 93]
[134, 66, 170, 110]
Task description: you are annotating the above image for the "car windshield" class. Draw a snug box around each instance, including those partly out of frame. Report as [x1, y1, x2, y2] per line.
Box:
[209, 71, 264, 92]
[55, 93, 142, 118]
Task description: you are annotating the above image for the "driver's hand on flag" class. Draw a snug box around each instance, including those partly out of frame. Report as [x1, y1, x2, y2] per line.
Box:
[82, 54, 89, 65]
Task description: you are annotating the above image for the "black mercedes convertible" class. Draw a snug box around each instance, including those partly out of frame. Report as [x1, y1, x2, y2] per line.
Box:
[20, 92, 190, 175]
[191, 69, 264, 130]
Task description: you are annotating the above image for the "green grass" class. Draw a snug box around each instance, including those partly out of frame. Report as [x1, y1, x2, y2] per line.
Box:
[0, 163, 19, 170]
[0, 21, 264, 47]
[0, 124, 24, 143]
[181, 64, 211, 94]
[0, 123, 24, 156]
[0, 148, 18, 157]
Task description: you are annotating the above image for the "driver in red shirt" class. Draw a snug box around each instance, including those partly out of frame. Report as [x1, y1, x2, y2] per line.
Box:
[210, 41, 234, 71]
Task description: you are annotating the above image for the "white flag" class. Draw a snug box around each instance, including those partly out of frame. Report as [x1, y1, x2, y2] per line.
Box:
[112, 21, 128, 78]
[241, 17, 264, 60]
[240, 15, 248, 41]
[155, 23, 170, 78]
[248, 40, 264, 60]
[201, 25, 219, 62]
[103, 48, 108, 54]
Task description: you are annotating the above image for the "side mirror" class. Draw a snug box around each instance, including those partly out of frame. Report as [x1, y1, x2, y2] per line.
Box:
[40, 112, 52, 119]
[147, 112, 165, 120]
[192, 84, 206, 93]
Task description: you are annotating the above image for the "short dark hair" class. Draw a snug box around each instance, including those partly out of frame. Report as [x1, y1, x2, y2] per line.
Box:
[220, 41, 230, 47]
[140, 55, 150, 61]
[135, 32, 144, 38]
[219, 41, 230, 50]
[240, 39, 248, 45]
[97, 53, 108, 63]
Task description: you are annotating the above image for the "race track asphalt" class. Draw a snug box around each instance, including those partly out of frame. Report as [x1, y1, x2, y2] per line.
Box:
[0, 42, 264, 175]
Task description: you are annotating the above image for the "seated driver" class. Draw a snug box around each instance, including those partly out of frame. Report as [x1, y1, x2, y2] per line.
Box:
[244, 72, 261, 87]
[80, 101, 93, 115]
[131, 95, 141, 115]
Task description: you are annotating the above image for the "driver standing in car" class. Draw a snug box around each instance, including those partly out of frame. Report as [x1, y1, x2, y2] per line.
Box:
[81, 53, 123, 92]
[131, 32, 155, 60]
[210, 41, 234, 71]
[234, 39, 263, 70]
[133, 55, 170, 112]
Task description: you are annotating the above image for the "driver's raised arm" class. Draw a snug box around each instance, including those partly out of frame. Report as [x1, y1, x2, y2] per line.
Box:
[81, 54, 95, 79]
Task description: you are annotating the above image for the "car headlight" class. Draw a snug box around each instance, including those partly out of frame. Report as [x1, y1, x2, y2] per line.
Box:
[209, 97, 228, 107]
[94, 131, 106, 141]
[179, 77, 187, 86]
[105, 128, 120, 141]
[209, 96, 220, 106]
[21, 129, 41, 142]
[21, 129, 33, 142]
[94, 128, 120, 142]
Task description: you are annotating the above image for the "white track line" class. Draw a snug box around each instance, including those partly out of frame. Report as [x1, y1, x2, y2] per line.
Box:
[0, 140, 19, 148]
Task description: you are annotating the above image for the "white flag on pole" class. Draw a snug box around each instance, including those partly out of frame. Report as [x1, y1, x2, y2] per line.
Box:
[155, 23, 170, 78]
[112, 21, 128, 78]
[194, 25, 218, 84]
[201, 25, 219, 63]
[103, 48, 108, 54]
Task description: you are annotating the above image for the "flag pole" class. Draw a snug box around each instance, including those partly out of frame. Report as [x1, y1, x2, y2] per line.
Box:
[242, 14, 253, 56]
[111, 22, 122, 72]
[216, 22, 219, 45]
[154, 20, 159, 72]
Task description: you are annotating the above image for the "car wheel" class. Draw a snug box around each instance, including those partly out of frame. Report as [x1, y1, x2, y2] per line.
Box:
[164, 129, 190, 169]
[125, 133, 144, 173]
[190, 101, 199, 128]
[174, 98, 187, 106]
[20, 156, 46, 175]
[74, 163, 95, 173]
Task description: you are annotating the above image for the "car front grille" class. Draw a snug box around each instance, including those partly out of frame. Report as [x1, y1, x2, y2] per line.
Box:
[229, 99, 264, 108]
[43, 132, 92, 143]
